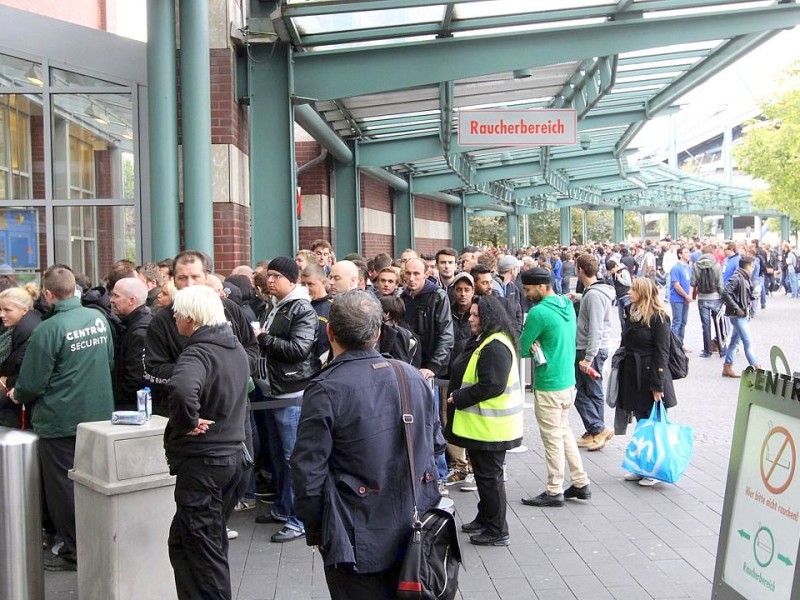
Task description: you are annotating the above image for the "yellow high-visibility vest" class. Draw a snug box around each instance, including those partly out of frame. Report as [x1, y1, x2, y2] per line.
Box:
[452, 332, 523, 442]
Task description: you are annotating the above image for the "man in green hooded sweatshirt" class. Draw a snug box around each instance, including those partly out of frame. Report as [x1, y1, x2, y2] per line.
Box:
[518, 267, 591, 508]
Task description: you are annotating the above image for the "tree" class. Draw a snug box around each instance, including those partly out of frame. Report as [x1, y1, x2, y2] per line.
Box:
[734, 62, 800, 221]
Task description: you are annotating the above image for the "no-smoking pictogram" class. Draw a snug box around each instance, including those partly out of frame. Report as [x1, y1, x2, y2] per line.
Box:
[760, 426, 796, 494]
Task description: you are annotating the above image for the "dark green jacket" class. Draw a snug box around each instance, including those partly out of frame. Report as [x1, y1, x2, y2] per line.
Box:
[15, 297, 114, 438]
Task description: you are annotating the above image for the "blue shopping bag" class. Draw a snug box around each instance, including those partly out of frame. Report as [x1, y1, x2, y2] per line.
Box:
[621, 403, 694, 483]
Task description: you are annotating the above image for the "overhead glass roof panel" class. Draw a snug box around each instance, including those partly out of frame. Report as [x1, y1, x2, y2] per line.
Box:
[293, 5, 444, 35]
[454, 0, 615, 19]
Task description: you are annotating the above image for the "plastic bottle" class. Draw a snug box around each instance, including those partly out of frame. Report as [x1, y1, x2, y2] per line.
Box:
[580, 363, 601, 380]
[144, 387, 152, 420]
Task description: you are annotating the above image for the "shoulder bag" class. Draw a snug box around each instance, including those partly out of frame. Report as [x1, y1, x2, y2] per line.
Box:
[389, 360, 462, 600]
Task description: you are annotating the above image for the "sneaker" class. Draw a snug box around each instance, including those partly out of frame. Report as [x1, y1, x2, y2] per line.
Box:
[234, 498, 256, 512]
[461, 519, 486, 533]
[638, 477, 659, 487]
[586, 427, 614, 451]
[575, 431, 593, 448]
[438, 480, 449, 497]
[699, 351, 712, 358]
[624, 472, 643, 481]
[226, 528, 239, 540]
[460, 473, 477, 492]
[470, 532, 510, 546]
[445, 470, 468, 486]
[51, 541, 64, 556]
[271, 527, 305, 543]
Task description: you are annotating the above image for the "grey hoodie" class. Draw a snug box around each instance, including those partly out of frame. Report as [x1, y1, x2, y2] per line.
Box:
[691, 254, 723, 300]
[576, 281, 615, 361]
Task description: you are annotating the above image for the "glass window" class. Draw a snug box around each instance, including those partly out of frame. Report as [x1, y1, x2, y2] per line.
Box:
[0, 54, 43, 88]
[54, 205, 136, 284]
[50, 67, 124, 89]
[0, 206, 44, 273]
[0, 94, 44, 200]
[52, 93, 134, 200]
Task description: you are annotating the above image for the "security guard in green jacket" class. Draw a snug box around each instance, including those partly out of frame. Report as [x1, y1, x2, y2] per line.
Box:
[12, 266, 114, 571]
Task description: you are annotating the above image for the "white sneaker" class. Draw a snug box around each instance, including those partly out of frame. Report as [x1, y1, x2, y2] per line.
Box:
[460, 473, 477, 492]
[638, 477, 659, 487]
[226, 528, 239, 540]
[624, 472, 643, 482]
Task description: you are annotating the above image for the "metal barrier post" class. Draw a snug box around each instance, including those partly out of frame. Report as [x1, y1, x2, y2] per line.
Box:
[0, 427, 43, 600]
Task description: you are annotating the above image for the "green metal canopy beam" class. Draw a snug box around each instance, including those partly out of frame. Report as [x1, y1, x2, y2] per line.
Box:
[292, 4, 800, 100]
[357, 109, 658, 168]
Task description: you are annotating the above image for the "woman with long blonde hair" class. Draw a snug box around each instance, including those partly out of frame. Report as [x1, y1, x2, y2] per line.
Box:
[618, 277, 677, 487]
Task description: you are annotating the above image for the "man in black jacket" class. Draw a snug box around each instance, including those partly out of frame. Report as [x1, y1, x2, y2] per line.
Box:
[721, 255, 760, 378]
[165, 284, 249, 600]
[252, 256, 318, 543]
[292, 291, 443, 600]
[109, 277, 151, 410]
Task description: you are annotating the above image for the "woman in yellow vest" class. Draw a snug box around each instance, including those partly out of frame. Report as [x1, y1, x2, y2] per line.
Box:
[445, 295, 523, 547]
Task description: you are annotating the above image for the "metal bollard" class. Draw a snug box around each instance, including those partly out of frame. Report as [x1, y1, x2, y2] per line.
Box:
[0, 427, 43, 600]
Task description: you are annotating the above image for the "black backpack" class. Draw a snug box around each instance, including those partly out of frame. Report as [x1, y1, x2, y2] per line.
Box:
[695, 267, 717, 294]
[668, 329, 689, 380]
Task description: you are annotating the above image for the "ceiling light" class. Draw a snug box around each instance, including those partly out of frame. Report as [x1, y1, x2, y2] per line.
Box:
[25, 65, 43, 87]
[513, 68, 534, 80]
[86, 103, 109, 126]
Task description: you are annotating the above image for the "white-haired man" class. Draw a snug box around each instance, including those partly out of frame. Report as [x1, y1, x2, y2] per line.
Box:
[165, 284, 249, 600]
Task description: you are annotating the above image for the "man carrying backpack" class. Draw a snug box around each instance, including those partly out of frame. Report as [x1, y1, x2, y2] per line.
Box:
[692, 246, 724, 358]
[786, 243, 799, 299]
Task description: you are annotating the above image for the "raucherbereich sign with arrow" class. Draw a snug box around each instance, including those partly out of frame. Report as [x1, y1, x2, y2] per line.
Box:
[713, 347, 800, 599]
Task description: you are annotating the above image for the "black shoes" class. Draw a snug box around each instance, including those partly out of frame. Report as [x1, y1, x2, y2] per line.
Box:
[521, 491, 565, 507]
[469, 533, 510, 546]
[461, 519, 485, 533]
[44, 553, 77, 572]
[271, 527, 305, 543]
[563, 484, 592, 500]
[255, 513, 287, 525]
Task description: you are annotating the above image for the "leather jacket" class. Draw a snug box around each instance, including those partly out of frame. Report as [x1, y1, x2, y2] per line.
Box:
[722, 267, 753, 318]
[257, 288, 319, 398]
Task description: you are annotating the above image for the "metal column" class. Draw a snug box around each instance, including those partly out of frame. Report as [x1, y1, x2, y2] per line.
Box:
[146, 0, 179, 260]
[394, 179, 414, 257]
[613, 207, 625, 242]
[506, 213, 518, 251]
[668, 211, 679, 239]
[451, 201, 468, 251]
[334, 146, 362, 256]
[559, 207, 572, 247]
[781, 215, 791, 241]
[248, 43, 296, 259]
[180, 0, 214, 255]
[724, 214, 734, 239]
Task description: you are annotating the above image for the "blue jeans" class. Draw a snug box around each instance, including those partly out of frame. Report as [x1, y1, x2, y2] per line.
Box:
[670, 302, 689, 343]
[725, 316, 758, 368]
[264, 405, 304, 532]
[788, 270, 799, 298]
[552, 278, 562, 295]
[574, 349, 608, 435]
[432, 386, 448, 480]
[697, 298, 722, 355]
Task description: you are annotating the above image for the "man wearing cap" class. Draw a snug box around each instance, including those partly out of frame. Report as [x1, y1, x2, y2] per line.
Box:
[497, 255, 524, 318]
[252, 256, 319, 543]
[519, 268, 591, 508]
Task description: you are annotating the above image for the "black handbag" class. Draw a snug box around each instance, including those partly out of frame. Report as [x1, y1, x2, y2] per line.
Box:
[388, 360, 462, 600]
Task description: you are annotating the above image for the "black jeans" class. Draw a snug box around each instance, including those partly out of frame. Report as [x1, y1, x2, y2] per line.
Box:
[168, 455, 242, 600]
[470, 449, 508, 537]
[38, 437, 77, 558]
[324, 562, 401, 600]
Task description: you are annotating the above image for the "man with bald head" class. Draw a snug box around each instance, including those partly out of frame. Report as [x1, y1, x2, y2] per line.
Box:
[328, 260, 359, 295]
[110, 276, 152, 410]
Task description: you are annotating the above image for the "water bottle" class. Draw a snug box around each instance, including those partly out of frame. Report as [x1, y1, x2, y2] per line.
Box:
[144, 387, 152, 420]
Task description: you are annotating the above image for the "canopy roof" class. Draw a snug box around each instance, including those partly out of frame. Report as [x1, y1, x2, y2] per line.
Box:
[264, 0, 800, 216]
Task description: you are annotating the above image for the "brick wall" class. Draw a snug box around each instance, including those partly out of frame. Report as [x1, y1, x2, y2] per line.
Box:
[362, 233, 393, 258]
[296, 141, 330, 195]
[94, 151, 115, 276]
[0, 0, 103, 29]
[213, 201, 250, 274]
[177, 50, 249, 155]
[413, 196, 452, 256]
[30, 115, 44, 199]
[298, 226, 333, 254]
[360, 173, 391, 211]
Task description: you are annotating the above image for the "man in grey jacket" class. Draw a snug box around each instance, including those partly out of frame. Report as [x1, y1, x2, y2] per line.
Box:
[571, 254, 615, 452]
[691, 245, 725, 358]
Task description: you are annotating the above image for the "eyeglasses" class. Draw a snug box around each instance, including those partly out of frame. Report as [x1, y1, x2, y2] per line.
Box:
[265, 272, 284, 280]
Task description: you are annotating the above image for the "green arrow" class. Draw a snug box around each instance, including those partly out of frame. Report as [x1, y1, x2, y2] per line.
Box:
[778, 554, 792, 566]
[738, 529, 751, 540]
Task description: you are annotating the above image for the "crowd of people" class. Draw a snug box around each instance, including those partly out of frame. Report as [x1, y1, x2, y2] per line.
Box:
[0, 231, 795, 598]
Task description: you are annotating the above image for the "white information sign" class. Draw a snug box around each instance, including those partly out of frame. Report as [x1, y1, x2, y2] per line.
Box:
[457, 109, 577, 147]
[723, 404, 800, 599]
